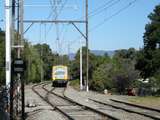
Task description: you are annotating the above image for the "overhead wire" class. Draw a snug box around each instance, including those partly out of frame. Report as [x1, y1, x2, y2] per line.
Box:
[45, 0, 57, 36]
[77, 0, 119, 20]
[58, 0, 112, 61]
[57, 0, 68, 19]
[70, 0, 122, 45]
[45, 0, 77, 57]
[58, 1, 69, 39]
[48, 0, 56, 18]
[27, 0, 138, 58]
[46, 0, 68, 35]
[46, 0, 57, 26]
[90, 0, 138, 32]
[71, 0, 138, 46]
[61, 24, 69, 53]
[89, 0, 114, 14]
[89, 0, 121, 18]
[51, 0, 69, 65]
[46, 0, 121, 47]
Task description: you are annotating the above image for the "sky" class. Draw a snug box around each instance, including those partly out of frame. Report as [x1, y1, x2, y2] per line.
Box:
[0, 0, 160, 54]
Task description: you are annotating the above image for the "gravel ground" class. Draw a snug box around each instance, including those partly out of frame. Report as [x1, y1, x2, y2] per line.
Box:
[25, 85, 67, 120]
[64, 86, 155, 120]
[43, 84, 108, 120]
[66, 86, 160, 109]
[25, 84, 159, 120]
[0, 87, 9, 120]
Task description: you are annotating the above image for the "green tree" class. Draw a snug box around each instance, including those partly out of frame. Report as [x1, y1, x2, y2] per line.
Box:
[136, 4, 160, 80]
[70, 47, 97, 84]
[23, 42, 42, 83]
[114, 48, 137, 60]
[91, 48, 139, 93]
[113, 48, 139, 93]
[34, 43, 55, 80]
[56, 54, 70, 66]
[113, 59, 139, 94]
[144, 4, 160, 50]
[90, 61, 114, 92]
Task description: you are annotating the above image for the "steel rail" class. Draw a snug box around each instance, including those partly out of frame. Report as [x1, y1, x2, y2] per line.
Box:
[110, 99, 160, 112]
[42, 83, 119, 120]
[32, 83, 74, 120]
[89, 98, 160, 120]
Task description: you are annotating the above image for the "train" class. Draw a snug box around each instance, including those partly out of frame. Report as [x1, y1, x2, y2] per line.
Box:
[52, 65, 68, 87]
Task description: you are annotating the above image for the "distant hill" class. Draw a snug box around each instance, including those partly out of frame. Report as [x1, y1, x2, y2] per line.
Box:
[91, 50, 115, 57]
[69, 50, 115, 60]
[68, 53, 76, 60]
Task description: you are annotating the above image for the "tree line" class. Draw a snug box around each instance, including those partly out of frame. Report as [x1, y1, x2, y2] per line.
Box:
[0, 31, 69, 84]
[70, 4, 160, 95]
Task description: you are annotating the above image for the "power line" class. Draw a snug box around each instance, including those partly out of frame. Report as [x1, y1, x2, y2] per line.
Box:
[77, 0, 120, 20]
[47, 0, 70, 57]
[58, 0, 68, 18]
[61, 24, 69, 48]
[47, 0, 69, 20]
[46, 0, 68, 38]
[45, 0, 57, 36]
[90, 0, 138, 32]
[46, 0, 120, 42]
[70, 0, 121, 45]
[59, 23, 66, 38]
[89, 0, 121, 18]
[71, 0, 138, 47]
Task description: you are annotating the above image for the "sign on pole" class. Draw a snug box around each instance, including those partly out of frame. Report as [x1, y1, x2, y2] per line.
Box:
[12, 58, 26, 74]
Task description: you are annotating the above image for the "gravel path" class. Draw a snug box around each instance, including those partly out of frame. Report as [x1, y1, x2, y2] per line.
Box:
[43, 84, 110, 120]
[25, 85, 67, 120]
[64, 86, 155, 120]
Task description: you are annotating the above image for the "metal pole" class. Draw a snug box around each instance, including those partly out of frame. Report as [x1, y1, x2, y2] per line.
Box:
[80, 40, 83, 90]
[16, 0, 21, 116]
[5, 0, 12, 119]
[5, 0, 11, 92]
[19, 0, 25, 119]
[11, 1, 16, 119]
[86, 0, 89, 92]
[19, 0, 24, 52]
[12, 0, 15, 46]
[10, 0, 16, 119]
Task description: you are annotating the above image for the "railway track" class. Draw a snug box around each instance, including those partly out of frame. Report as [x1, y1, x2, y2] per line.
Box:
[89, 98, 160, 120]
[32, 82, 117, 120]
[32, 82, 160, 120]
[110, 99, 160, 113]
[50, 85, 158, 120]
[110, 99, 160, 119]
[32, 83, 72, 120]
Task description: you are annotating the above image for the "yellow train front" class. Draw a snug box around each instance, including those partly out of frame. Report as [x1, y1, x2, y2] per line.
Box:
[52, 65, 68, 87]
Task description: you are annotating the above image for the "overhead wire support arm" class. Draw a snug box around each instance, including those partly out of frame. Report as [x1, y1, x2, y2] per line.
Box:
[23, 22, 34, 35]
[23, 20, 86, 24]
[71, 22, 86, 39]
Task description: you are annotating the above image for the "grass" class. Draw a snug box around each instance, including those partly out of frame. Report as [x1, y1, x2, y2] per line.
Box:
[128, 96, 160, 107]
[69, 79, 80, 90]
